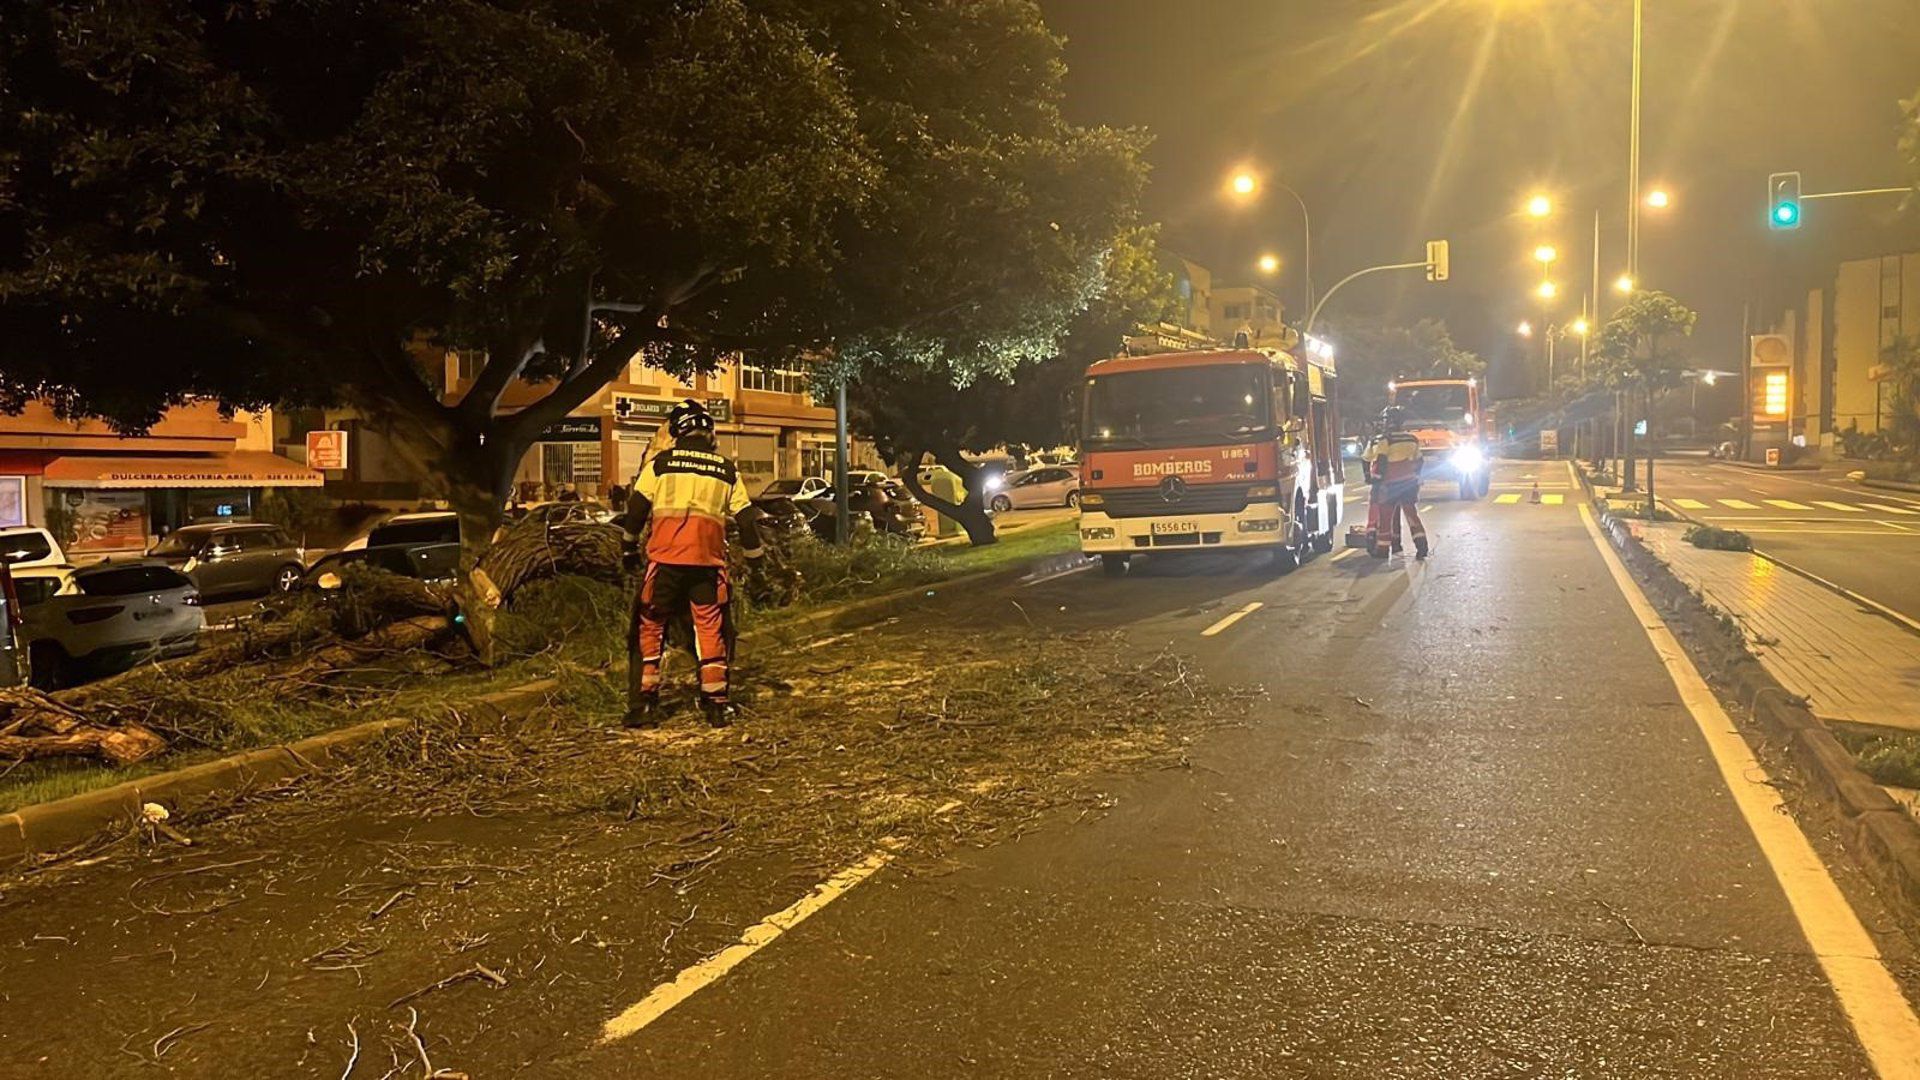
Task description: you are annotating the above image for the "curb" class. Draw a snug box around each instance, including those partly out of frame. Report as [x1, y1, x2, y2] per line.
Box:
[0, 680, 558, 869]
[1575, 463, 1920, 923]
[0, 545, 1090, 869]
[1862, 477, 1920, 495]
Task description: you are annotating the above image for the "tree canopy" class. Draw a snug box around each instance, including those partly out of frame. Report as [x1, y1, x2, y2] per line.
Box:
[0, 0, 1143, 534]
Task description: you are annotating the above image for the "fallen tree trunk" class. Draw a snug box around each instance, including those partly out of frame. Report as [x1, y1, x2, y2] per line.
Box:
[0, 688, 168, 765]
[268, 615, 452, 685]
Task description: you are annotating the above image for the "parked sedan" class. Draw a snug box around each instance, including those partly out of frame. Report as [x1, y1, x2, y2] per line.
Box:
[986, 466, 1080, 513]
[346, 511, 462, 552]
[148, 523, 307, 598]
[14, 561, 203, 689]
[0, 526, 68, 570]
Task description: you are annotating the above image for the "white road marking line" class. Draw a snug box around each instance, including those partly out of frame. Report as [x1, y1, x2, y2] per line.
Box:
[1021, 561, 1095, 587]
[1739, 527, 1917, 536]
[1764, 499, 1814, 511]
[1331, 548, 1361, 563]
[1419, 504, 1434, 513]
[1879, 520, 1914, 532]
[1495, 493, 1522, 505]
[1201, 601, 1263, 637]
[1540, 493, 1564, 505]
[1718, 499, 1761, 510]
[1672, 498, 1710, 510]
[1811, 501, 1865, 513]
[1862, 503, 1919, 516]
[1577, 503, 1920, 1073]
[600, 845, 898, 1043]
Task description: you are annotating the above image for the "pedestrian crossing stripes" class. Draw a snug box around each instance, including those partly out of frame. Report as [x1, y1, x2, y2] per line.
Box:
[1659, 496, 1920, 518]
[1495, 493, 1521, 504]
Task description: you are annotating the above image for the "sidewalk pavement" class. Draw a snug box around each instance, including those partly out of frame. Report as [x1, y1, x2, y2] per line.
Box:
[1631, 521, 1920, 732]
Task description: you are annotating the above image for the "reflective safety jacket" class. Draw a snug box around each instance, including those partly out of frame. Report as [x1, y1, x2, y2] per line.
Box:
[1363, 432, 1424, 504]
[624, 447, 752, 567]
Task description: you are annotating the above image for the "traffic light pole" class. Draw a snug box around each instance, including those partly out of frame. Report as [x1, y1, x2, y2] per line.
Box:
[1304, 258, 1435, 336]
[1802, 186, 1909, 202]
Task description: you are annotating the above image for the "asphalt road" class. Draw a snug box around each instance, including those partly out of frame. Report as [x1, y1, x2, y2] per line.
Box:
[1643, 458, 1920, 624]
[2, 460, 1914, 1077]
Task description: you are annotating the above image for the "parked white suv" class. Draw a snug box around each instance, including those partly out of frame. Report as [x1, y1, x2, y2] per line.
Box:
[15, 561, 203, 689]
[0, 526, 68, 570]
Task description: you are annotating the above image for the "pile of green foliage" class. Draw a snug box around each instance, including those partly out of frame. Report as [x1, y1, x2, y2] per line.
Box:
[1683, 524, 1753, 552]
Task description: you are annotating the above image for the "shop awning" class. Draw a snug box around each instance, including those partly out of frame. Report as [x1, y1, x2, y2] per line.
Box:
[42, 451, 325, 489]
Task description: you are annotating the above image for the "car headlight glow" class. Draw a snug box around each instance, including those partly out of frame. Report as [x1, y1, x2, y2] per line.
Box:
[985, 476, 1004, 492]
[1450, 445, 1485, 473]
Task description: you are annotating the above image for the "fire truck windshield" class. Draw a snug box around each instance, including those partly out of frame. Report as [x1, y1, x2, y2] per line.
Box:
[1395, 384, 1471, 425]
[1084, 366, 1271, 450]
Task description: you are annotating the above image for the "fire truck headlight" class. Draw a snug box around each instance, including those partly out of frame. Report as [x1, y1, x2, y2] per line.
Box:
[1450, 445, 1485, 474]
[1079, 492, 1104, 508]
[1081, 527, 1116, 541]
[1236, 519, 1281, 533]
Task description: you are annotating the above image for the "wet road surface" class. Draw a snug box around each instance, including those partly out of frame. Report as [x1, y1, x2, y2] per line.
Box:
[3, 460, 1916, 1078]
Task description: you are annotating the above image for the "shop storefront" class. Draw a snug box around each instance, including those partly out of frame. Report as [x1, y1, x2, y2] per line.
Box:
[35, 450, 323, 557]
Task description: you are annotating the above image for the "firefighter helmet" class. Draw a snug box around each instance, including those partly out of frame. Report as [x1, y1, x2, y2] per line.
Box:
[667, 399, 715, 440]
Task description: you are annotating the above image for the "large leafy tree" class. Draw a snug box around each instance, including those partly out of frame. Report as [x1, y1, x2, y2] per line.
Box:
[0, 0, 1142, 549]
[850, 226, 1171, 544]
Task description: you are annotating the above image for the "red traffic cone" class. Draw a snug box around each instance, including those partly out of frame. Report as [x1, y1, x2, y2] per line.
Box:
[1528, 482, 1542, 504]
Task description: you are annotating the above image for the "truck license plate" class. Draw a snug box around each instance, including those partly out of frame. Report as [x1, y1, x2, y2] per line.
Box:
[1151, 520, 1199, 535]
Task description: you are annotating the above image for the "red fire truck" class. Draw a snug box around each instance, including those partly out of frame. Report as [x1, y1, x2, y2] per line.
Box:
[1078, 347, 1344, 576]
[1386, 376, 1492, 500]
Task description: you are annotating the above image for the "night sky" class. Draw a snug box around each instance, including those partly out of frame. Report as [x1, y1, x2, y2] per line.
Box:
[1038, 0, 1920, 400]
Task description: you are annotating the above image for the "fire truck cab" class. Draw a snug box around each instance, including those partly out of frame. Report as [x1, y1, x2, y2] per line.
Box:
[1387, 376, 1492, 500]
[1078, 348, 1344, 576]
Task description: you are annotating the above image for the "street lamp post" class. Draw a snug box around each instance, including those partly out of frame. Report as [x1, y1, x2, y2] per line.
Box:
[1229, 170, 1313, 319]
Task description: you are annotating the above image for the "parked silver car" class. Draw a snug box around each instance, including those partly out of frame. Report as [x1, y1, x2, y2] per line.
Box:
[986, 465, 1081, 513]
[15, 561, 203, 689]
[149, 523, 307, 597]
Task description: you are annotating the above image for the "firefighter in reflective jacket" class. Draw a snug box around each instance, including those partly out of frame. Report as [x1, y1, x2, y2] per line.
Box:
[1362, 406, 1429, 560]
[619, 400, 767, 729]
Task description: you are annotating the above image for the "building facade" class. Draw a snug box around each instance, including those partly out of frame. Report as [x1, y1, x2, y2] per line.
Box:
[0, 402, 320, 559]
[1776, 250, 1919, 450]
[1209, 284, 1288, 349]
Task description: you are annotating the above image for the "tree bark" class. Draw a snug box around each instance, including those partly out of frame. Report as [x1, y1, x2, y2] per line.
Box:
[897, 445, 997, 546]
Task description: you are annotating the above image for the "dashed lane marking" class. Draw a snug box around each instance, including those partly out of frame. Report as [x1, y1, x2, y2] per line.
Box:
[600, 845, 898, 1043]
[1331, 548, 1361, 563]
[1540, 493, 1564, 506]
[1578, 499, 1920, 1075]
[1718, 499, 1761, 510]
[1494, 493, 1523, 505]
[1201, 601, 1264, 637]
[1862, 503, 1919, 516]
[1764, 499, 1814, 511]
[1812, 501, 1865, 513]
[1671, 498, 1710, 510]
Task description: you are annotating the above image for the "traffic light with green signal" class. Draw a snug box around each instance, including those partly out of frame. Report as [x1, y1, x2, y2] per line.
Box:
[1768, 172, 1802, 230]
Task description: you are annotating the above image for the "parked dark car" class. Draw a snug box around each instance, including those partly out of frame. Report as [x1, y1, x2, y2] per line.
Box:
[801, 479, 926, 543]
[148, 523, 307, 598]
[350, 511, 462, 551]
[302, 542, 463, 590]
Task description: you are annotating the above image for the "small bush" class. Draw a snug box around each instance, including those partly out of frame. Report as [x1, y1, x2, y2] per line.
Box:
[1683, 524, 1752, 551]
[1835, 729, 1920, 790]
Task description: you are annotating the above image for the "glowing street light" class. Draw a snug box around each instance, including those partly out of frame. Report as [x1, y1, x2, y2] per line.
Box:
[1257, 253, 1280, 275]
[1534, 244, 1558, 264]
[1527, 194, 1553, 218]
[1517, 321, 1535, 338]
[1536, 281, 1559, 300]
[1613, 273, 1635, 294]
[1230, 172, 1257, 198]
[1644, 188, 1671, 210]
[1571, 317, 1590, 336]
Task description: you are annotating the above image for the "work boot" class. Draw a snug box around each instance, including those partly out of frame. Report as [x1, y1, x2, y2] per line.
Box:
[700, 696, 735, 728]
[623, 693, 662, 730]
[1415, 539, 1430, 560]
